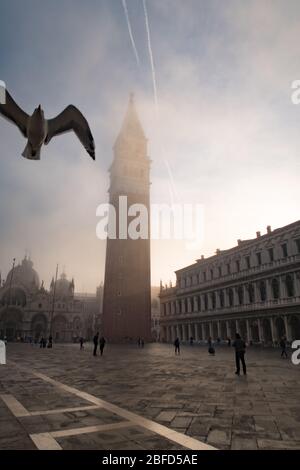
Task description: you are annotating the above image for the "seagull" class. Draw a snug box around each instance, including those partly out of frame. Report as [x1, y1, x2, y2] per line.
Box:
[0, 88, 95, 160]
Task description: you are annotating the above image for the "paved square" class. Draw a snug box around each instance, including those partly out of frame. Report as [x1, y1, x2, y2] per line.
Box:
[0, 342, 300, 450]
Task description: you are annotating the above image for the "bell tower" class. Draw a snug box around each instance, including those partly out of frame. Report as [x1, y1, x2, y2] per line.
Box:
[102, 95, 151, 342]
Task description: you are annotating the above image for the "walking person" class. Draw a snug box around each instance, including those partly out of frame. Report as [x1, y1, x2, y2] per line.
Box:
[174, 337, 180, 355]
[93, 332, 99, 356]
[233, 333, 247, 376]
[79, 337, 84, 350]
[141, 338, 144, 348]
[99, 336, 106, 356]
[47, 335, 53, 348]
[280, 336, 288, 358]
[208, 336, 215, 355]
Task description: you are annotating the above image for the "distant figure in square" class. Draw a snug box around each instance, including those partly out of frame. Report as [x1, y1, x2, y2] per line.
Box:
[174, 337, 180, 355]
[233, 333, 247, 376]
[227, 337, 231, 347]
[280, 336, 288, 358]
[189, 336, 194, 346]
[99, 336, 106, 356]
[141, 338, 144, 348]
[93, 332, 99, 356]
[47, 335, 53, 348]
[80, 337, 84, 350]
[137, 337, 141, 347]
[208, 337, 215, 355]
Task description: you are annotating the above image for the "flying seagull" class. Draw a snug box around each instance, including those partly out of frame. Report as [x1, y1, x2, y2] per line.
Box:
[0, 89, 95, 160]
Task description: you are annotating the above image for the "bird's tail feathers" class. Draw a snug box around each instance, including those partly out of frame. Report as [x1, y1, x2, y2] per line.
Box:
[22, 142, 41, 160]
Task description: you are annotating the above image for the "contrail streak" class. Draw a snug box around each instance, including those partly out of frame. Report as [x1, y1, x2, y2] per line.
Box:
[122, 0, 140, 66]
[142, 0, 179, 202]
[142, 0, 158, 110]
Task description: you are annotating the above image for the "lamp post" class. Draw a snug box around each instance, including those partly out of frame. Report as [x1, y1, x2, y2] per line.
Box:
[49, 264, 59, 339]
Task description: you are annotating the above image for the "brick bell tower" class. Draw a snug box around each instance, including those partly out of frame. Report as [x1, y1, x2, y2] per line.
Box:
[102, 95, 151, 342]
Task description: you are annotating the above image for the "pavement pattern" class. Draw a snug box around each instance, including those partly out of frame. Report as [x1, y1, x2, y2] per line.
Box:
[0, 342, 300, 450]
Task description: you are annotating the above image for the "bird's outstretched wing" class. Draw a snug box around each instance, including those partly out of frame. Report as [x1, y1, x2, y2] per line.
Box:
[0, 89, 29, 137]
[45, 105, 95, 160]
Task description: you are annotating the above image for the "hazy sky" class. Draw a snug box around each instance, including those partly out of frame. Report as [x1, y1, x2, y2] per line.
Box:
[0, 0, 300, 292]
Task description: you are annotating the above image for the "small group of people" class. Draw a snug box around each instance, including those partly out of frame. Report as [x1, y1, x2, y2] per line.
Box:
[137, 337, 145, 348]
[93, 332, 106, 356]
[173, 333, 247, 376]
[39, 336, 52, 349]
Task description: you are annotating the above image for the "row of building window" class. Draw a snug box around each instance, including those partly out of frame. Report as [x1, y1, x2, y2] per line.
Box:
[179, 239, 300, 288]
[163, 274, 296, 315]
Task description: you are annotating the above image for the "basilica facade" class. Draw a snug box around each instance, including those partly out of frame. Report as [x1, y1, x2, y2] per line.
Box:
[0, 257, 100, 342]
[159, 221, 300, 345]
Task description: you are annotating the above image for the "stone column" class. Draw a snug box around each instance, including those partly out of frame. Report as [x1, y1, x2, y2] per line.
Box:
[295, 271, 300, 296]
[226, 321, 231, 339]
[257, 318, 264, 343]
[195, 324, 200, 341]
[176, 300, 180, 314]
[209, 322, 213, 338]
[193, 296, 198, 312]
[253, 282, 259, 303]
[172, 325, 176, 342]
[236, 319, 240, 335]
[217, 321, 221, 338]
[176, 324, 180, 339]
[188, 323, 193, 339]
[233, 288, 239, 306]
[181, 299, 186, 314]
[208, 294, 213, 310]
[201, 323, 205, 341]
[284, 316, 292, 342]
[279, 276, 286, 299]
[246, 319, 252, 343]
[216, 292, 221, 309]
[270, 317, 276, 344]
[266, 279, 272, 301]
[244, 285, 249, 304]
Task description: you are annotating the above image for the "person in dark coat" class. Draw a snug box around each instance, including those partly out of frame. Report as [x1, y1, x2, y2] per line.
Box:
[93, 332, 99, 356]
[208, 337, 215, 355]
[233, 333, 247, 375]
[174, 337, 180, 355]
[47, 336, 53, 348]
[280, 336, 288, 358]
[79, 337, 84, 350]
[99, 336, 106, 356]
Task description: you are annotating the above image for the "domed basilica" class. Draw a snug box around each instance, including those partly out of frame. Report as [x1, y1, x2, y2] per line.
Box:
[0, 256, 101, 342]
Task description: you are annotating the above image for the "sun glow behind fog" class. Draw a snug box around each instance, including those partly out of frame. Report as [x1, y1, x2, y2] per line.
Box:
[0, 0, 300, 290]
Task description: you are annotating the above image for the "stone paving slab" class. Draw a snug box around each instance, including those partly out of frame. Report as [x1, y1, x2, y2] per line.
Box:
[0, 343, 300, 450]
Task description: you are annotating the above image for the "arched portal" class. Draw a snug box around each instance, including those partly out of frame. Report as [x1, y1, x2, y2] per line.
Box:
[31, 313, 48, 341]
[238, 320, 247, 341]
[73, 316, 83, 338]
[262, 318, 272, 344]
[220, 322, 227, 340]
[251, 320, 259, 342]
[212, 322, 218, 339]
[275, 317, 285, 341]
[52, 315, 67, 342]
[0, 307, 23, 341]
[290, 315, 300, 340]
